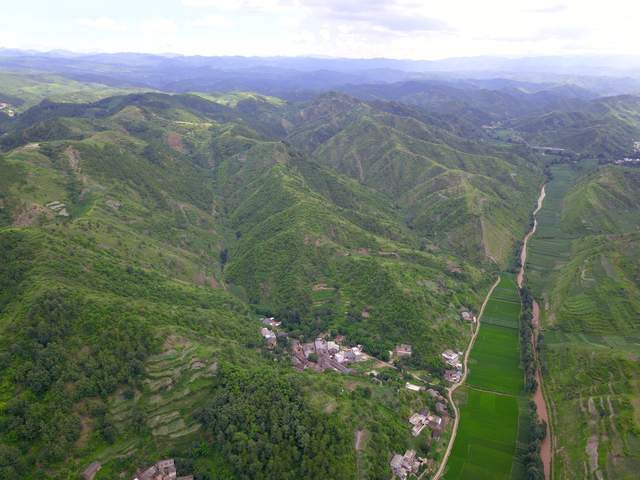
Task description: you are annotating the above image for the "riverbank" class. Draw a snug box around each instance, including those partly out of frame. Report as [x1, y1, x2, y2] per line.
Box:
[517, 184, 551, 480]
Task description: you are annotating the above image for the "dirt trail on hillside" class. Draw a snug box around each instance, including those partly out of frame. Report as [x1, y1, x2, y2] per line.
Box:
[518, 185, 552, 480]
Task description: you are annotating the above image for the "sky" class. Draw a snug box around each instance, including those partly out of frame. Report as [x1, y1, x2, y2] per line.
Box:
[2, 0, 640, 59]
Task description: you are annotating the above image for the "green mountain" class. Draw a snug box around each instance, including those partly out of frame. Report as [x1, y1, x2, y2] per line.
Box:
[2, 77, 637, 480]
[515, 95, 640, 158]
[284, 92, 542, 265]
[0, 91, 509, 479]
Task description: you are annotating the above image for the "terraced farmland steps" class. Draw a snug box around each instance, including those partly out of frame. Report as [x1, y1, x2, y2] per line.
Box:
[517, 184, 552, 480]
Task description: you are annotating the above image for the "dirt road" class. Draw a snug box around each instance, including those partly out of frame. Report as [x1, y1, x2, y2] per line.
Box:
[431, 276, 501, 480]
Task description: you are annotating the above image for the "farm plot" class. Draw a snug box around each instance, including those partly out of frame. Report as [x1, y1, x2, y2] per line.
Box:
[445, 388, 520, 480]
[526, 165, 577, 293]
[445, 274, 525, 480]
[466, 276, 524, 396]
[480, 276, 521, 329]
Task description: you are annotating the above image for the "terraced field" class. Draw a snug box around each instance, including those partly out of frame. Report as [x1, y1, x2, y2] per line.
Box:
[526, 165, 577, 297]
[445, 276, 525, 479]
[110, 334, 218, 439]
[525, 162, 640, 479]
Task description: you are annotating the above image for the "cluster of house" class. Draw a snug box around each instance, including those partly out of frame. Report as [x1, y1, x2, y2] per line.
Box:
[0, 102, 15, 117]
[291, 335, 364, 373]
[46, 200, 70, 217]
[442, 349, 463, 383]
[461, 310, 476, 323]
[390, 450, 432, 480]
[614, 157, 640, 165]
[392, 343, 412, 360]
[133, 459, 193, 480]
[259, 317, 283, 348]
[611, 141, 640, 165]
[408, 409, 445, 438]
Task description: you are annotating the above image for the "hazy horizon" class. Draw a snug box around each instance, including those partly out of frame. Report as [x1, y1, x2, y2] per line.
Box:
[4, 1, 640, 60]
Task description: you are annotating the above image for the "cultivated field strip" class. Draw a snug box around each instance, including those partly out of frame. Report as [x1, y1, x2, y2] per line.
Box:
[445, 276, 525, 479]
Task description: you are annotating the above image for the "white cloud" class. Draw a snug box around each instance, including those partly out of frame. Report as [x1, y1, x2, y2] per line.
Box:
[182, 0, 281, 10]
[140, 17, 178, 37]
[192, 15, 235, 29]
[75, 17, 126, 32]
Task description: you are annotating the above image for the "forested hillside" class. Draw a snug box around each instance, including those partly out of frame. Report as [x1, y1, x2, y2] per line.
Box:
[515, 96, 640, 158]
[0, 89, 526, 479]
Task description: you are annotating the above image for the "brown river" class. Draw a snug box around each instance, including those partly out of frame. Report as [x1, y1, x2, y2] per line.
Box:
[517, 185, 551, 479]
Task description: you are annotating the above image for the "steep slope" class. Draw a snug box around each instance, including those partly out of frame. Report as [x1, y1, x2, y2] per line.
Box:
[285, 93, 542, 265]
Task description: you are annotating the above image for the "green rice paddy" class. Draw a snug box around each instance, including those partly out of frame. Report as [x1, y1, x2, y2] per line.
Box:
[445, 388, 520, 480]
[467, 276, 523, 396]
[445, 276, 524, 479]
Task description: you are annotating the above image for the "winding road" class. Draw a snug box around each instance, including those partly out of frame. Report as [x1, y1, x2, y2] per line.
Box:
[433, 183, 550, 480]
[431, 275, 501, 480]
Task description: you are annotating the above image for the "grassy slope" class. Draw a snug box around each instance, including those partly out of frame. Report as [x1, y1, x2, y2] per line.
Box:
[285, 93, 542, 267]
[526, 163, 640, 480]
[0, 71, 151, 112]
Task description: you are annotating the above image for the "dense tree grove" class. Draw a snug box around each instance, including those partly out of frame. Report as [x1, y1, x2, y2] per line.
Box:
[0, 289, 156, 465]
[519, 286, 538, 394]
[521, 401, 547, 480]
[195, 365, 354, 480]
[518, 286, 546, 480]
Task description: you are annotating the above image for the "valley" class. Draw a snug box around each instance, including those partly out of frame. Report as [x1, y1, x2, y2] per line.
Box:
[0, 52, 638, 480]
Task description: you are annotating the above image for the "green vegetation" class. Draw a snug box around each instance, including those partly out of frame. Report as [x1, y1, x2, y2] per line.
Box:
[287, 93, 542, 266]
[526, 162, 640, 479]
[196, 365, 354, 479]
[466, 276, 524, 396]
[516, 95, 640, 158]
[0, 72, 151, 112]
[446, 275, 527, 480]
[446, 388, 520, 480]
[0, 89, 508, 478]
[2, 69, 637, 480]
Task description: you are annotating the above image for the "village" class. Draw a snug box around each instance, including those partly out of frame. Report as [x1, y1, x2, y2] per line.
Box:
[258, 308, 475, 479]
[81, 458, 194, 480]
[608, 141, 640, 166]
[0, 101, 15, 117]
[133, 459, 193, 480]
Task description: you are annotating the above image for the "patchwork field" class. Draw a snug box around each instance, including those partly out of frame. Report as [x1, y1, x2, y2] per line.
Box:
[445, 275, 525, 479]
